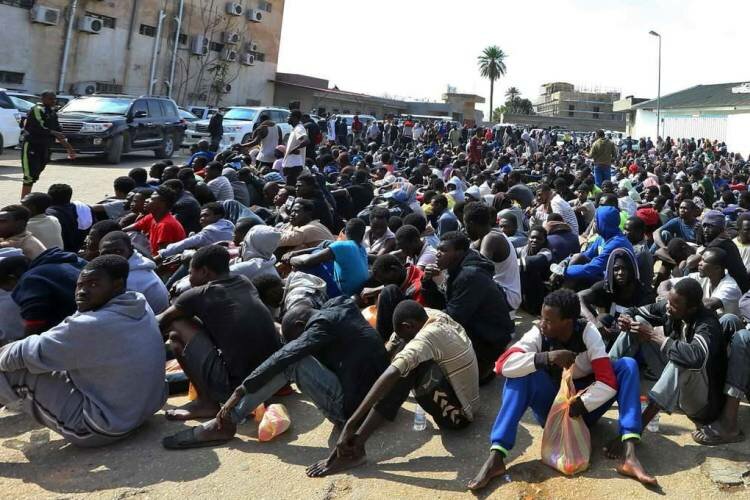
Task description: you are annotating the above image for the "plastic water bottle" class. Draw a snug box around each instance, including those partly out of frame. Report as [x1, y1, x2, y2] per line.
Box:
[640, 396, 659, 432]
[413, 404, 427, 431]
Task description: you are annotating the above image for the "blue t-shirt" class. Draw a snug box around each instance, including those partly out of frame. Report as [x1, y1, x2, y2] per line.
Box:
[328, 240, 368, 296]
[661, 217, 697, 243]
[188, 150, 215, 167]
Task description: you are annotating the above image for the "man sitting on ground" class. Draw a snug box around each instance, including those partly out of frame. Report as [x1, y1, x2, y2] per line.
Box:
[393, 224, 437, 269]
[123, 186, 186, 256]
[277, 199, 335, 252]
[0, 205, 46, 260]
[20, 193, 63, 250]
[155, 202, 234, 265]
[469, 289, 655, 491]
[0, 255, 167, 447]
[162, 296, 388, 449]
[157, 245, 280, 420]
[99, 231, 169, 314]
[306, 300, 479, 477]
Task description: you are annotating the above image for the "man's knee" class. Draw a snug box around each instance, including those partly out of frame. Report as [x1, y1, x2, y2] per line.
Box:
[168, 318, 203, 345]
[613, 356, 638, 377]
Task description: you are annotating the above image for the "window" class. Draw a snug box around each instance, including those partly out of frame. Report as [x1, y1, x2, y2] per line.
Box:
[0, 71, 24, 85]
[253, 52, 265, 62]
[86, 12, 116, 29]
[147, 100, 164, 118]
[171, 32, 188, 45]
[131, 100, 149, 117]
[567, 104, 575, 117]
[139, 24, 156, 37]
[209, 41, 225, 52]
[593, 106, 600, 119]
[0, 0, 33, 8]
[0, 93, 15, 110]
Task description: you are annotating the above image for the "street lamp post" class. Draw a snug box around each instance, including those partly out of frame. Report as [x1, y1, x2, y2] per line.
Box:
[649, 30, 662, 141]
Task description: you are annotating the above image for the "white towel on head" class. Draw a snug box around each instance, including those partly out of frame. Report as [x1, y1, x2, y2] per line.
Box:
[72, 201, 93, 230]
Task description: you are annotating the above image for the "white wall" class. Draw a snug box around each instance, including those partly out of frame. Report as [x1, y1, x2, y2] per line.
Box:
[726, 113, 750, 158]
[632, 109, 658, 140]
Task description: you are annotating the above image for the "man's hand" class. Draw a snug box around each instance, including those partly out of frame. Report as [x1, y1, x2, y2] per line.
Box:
[216, 385, 247, 429]
[289, 256, 304, 268]
[629, 320, 661, 344]
[617, 314, 633, 333]
[153, 254, 164, 266]
[422, 265, 440, 281]
[548, 349, 577, 369]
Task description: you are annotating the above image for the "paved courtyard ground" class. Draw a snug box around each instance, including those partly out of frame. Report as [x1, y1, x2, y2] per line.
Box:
[0, 149, 749, 499]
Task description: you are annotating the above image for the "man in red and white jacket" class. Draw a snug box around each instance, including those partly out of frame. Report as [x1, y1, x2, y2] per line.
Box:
[468, 289, 656, 491]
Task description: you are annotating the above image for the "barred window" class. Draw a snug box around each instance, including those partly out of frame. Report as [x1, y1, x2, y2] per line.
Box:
[0, 0, 34, 9]
[0, 71, 24, 85]
[139, 24, 156, 37]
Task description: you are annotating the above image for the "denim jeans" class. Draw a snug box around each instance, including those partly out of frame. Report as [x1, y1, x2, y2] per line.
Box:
[593, 164, 611, 187]
[231, 355, 346, 426]
[725, 328, 750, 399]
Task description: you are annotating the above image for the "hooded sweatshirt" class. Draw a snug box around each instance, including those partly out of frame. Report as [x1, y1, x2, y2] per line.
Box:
[422, 249, 514, 356]
[565, 206, 634, 283]
[128, 251, 169, 314]
[222, 168, 251, 206]
[0, 291, 167, 436]
[11, 247, 86, 331]
[159, 218, 235, 258]
[230, 225, 281, 282]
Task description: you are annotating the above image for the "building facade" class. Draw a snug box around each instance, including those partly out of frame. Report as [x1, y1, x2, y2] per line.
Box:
[0, 0, 284, 107]
[628, 82, 750, 156]
[534, 82, 623, 122]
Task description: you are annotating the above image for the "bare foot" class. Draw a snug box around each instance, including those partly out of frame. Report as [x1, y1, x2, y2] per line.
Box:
[306, 447, 367, 478]
[165, 400, 220, 421]
[617, 457, 658, 486]
[468, 450, 506, 491]
[604, 437, 625, 459]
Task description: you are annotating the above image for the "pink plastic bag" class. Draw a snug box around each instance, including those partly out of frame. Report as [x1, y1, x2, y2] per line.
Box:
[540, 368, 591, 475]
[256, 403, 291, 442]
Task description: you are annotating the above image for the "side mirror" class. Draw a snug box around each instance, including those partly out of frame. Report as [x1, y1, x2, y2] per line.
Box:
[130, 110, 148, 121]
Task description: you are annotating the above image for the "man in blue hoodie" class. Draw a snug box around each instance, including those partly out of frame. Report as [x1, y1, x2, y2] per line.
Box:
[563, 206, 635, 290]
[0, 255, 166, 447]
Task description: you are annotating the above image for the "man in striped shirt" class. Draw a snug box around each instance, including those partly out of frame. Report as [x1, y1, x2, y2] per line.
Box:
[469, 289, 655, 491]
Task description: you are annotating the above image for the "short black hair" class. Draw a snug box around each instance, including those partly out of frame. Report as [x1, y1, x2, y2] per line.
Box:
[537, 182, 552, 194]
[702, 247, 727, 268]
[388, 215, 403, 233]
[463, 201, 491, 226]
[626, 216, 645, 233]
[345, 218, 366, 243]
[395, 224, 421, 243]
[155, 185, 178, 207]
[48, 183, 73, 205]
[21, 192, 53, 214]
[252, 274, 283, 295]
[99, 230, 133, 250]
[432, 194, 448, 209]
[89, 219, 122, 240]
[206, 161, 223, 173]
[162, 179, 184, 193]
[543, 289, 580, 320]
[370, 206, 390, 220]
[83, 254, 130, 283]
[128, 167, 148, 185]
[372, 253, 404, 276]
[499, 212, 518, 229]
[393, 300, 428, 329]
[202, 201, 225, 218]
[114, 176, 136, 194]
[1, 205, 31, 225]
[293, 198, 314, 213]
[673, 277, 704, 308]
[191, 244, 230, 274]
[440, 231, 470, 251]
[529, 225, 547, 238]
[402, 213, 427, 233]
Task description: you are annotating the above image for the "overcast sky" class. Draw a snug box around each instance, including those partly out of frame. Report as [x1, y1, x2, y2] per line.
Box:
[277, 0, 749, 116]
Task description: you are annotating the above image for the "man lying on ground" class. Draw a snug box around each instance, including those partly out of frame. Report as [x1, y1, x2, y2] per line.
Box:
[0, 255, 166, 447]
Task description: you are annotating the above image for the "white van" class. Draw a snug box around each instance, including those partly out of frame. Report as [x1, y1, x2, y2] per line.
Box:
[0, 89, 22, 153]
[184, 106, 292, 148]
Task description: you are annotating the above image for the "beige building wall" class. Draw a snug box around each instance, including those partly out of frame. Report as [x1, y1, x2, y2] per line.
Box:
[0, 0, 284, 107]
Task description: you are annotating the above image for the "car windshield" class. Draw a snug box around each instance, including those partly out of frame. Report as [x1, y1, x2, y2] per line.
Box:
[9, 96, 34, 111]
[179, 109, 198, 120]
[60, 97, 132, 115]
[224, 108, 258, 121]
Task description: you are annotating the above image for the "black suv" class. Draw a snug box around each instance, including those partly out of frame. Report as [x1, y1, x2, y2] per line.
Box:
[52, 95, 186, 163]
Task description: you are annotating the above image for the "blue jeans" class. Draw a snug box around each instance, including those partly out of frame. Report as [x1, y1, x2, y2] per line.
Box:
[489, 358, 641, 455]
[593, 164, 611, 187]
[230, 355, 346, 426]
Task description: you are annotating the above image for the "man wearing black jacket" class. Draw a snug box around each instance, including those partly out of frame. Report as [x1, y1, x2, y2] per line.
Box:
[207, 109, 224, 152]
[611, 278, 728, 428]
[162, 296, 388, 449]
[420, 231, 514, 382]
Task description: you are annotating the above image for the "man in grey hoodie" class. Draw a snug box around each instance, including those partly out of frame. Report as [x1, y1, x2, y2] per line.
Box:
[99, 231, 169, 314]
[155, 202, 235, 264]
[0, 255, 167, 447]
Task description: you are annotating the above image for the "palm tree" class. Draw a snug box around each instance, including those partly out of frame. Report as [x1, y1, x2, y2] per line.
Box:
[505, 86, 520, 101]
[477, 46, 507, 122]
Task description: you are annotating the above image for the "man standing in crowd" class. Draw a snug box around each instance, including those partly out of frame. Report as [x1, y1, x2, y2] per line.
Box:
[588, 129, 617, 187]
[207, 109, 224, 152]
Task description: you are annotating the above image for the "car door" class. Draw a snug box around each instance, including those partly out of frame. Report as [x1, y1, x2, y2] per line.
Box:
[162, 100, 185, 142]
[273, 110, 291, 141]
[129, 99, 152, 148]
[145, 99, 165, 145]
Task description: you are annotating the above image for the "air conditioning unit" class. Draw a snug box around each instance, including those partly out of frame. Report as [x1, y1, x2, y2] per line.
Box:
[225, 2, 243, 16]
[240, 53, 255, 66]
[30, 5, 61, 26]
[221, 48, 238, 62]
[190, 35, 209, 56]
[245, 41, 259, 52]
[78, 15, 103, 34]
[247, 9, 263, 22]
[72, 82, 98, 96]
[213, 82, 232, 94]
[222, 31, 240, 44]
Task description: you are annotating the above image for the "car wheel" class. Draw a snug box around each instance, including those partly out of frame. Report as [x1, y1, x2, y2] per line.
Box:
[105, 134, 124, 164]
[241, 133, 252, 144]
[155, 135, 175, 159]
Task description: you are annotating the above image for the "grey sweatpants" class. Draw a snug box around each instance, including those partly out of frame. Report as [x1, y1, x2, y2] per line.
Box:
[0, 369, 124, 447]
[725, 329, 750, 399]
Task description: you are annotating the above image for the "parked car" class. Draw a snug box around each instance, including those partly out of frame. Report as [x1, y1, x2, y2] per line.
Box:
[0, 89, 22, 153]
[187, 106, 218, 120]
[6, 91, 40, 105]
[8, 96, 34, 113]
[184, 106, 292, 148]
[52, 94, 186, 163]
[333, 114, 377, 145]
[178, 108, 200, 122]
